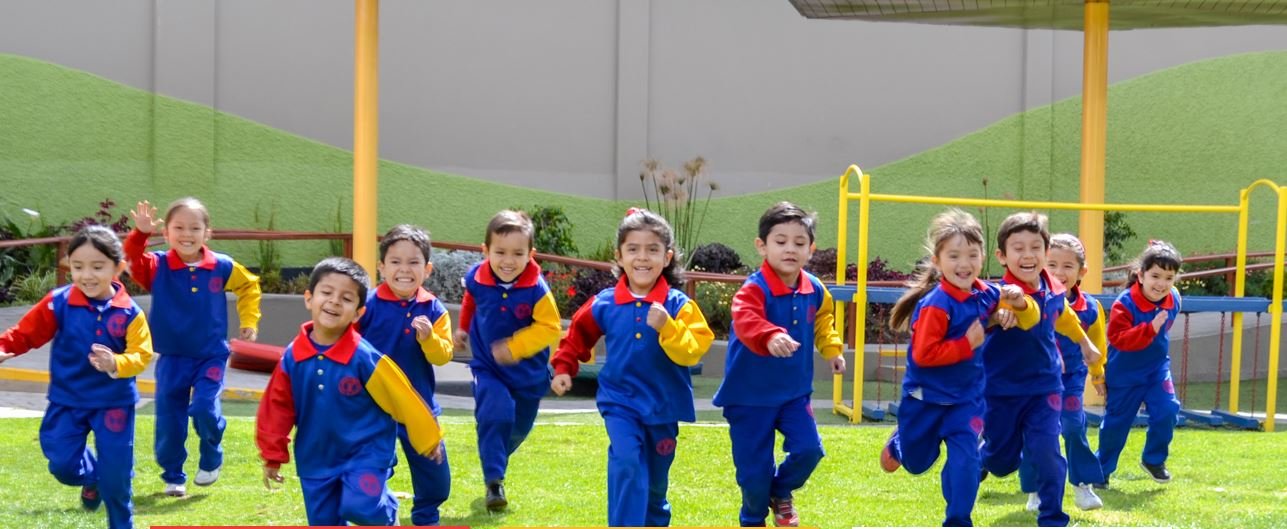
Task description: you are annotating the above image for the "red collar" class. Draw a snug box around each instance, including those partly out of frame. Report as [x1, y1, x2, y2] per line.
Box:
[759, 260, 815, 296]
[374, 283, 435, 303]
[613, 274, 670, 305]
[473, 259, 542, 288]
[1003, 268, 1064, 297]
[290, 322, 360, 364]
[166, 246, 217, 271]
[1129, 283, 1175, 311]
[68, 281, 132, 309]
[1068, 286, 1088, 311]
[939, 277, 990, 303]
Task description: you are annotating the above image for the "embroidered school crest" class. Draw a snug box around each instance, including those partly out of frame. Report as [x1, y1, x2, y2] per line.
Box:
[205, 366, 222, 381]
[1046, 393, 1063, 411]
[1064, 395, 1083, 412]
[208, 277, 224, 293]
[107, 313, 128, 338]
[339, 376, 363, 396]
[655, 438, 676, 456]
[358, 472, 381, 496]
[104, 408, 127, 433]
[969, 416, 984, 435]
[512, 303, 532, 320]
[807, 304, 816, 323]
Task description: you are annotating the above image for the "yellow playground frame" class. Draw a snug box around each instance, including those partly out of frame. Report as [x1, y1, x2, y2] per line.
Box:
[830, 164, 1286, 432]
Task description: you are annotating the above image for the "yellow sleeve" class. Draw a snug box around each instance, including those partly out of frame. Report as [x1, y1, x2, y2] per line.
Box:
[1088, 303, 1108, 381]
[507, 291, 562, 360]
[368, 356, 443, 456]
[1003, 294, 1042, 330]
[657, 299, 714, 367]
[227, 261, 262, 331]
[1055, 299, 1090, 342]
[418, 311, 454, 366]
[113, 314, 154, 379]
[813, 287, 843, 360]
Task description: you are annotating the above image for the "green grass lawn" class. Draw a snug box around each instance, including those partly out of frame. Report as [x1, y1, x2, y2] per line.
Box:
[1, 413, 1284, 528]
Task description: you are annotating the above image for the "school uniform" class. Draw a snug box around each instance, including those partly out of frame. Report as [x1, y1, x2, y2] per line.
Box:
[981, 269, 1088, 527]
[124, 229, 261, 486]
[1096, 284, 1182, 479]
[356, 283, 454, 525]
[0, 283, 153, 529]
[255, 323, 443, 526]
[553, 276, 713, 527]
[712, 263, 843, 526]
[459, 259, 561, 484]
[1019, 288, 1109, 492]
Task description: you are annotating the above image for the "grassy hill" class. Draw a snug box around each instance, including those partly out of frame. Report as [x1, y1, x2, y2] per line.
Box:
[3, 52, 1286, 271]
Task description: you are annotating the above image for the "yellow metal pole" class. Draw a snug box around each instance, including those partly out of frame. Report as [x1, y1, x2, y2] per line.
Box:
[353, 0, 380, 275]
[1264, 187, 1286, 432]
[1079, 0, 1109, 294]
[851, 172, 872, 423]
[1230, 188, 1250, 412]
[834, 168, 852, 414]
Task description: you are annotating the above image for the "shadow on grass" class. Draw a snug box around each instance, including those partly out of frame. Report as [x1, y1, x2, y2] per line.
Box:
[134, 491, 210, 514]
[434, 496, 511, 526]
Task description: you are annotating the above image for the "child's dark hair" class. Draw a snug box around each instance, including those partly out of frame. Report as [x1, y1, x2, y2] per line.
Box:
[379, 224, 432, 262]
[1124, 240, 1182, 290]
[758, 201, 817, 243]
[164, 196, 212, 227]
[995, 211, 1049, 252]
[616, 208, 685, 287]
[308, 257, 372, 309]
[68, 224, 125, 264]
[889, 209, 984, 331]
[485, 210, 534, 248]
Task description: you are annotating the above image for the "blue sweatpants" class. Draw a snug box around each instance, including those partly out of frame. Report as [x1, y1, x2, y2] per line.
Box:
[472, 369, 543, 483]
[300, 468, 399, 526]
[1020, 386, 1107, 490]
[397, 424, 450, 525]
[154, 354, 227, 485]
[40, 403, 135, 529]
[891, 396, 985, 527]
[983, 393, 1069, 527]
[603, 407, 679, 527]
[723, 395, 825, 527]
[1097, 375, 1181, 479]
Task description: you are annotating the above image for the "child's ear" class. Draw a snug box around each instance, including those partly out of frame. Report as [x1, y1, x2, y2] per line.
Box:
[664, 248, 674, 267]
[480, 243, 489, 255]
[528, 247, 537, 260]
[423, 261, 434, 278]
[303, 290, 313, 309]
[754, 237, 767, 257]
[994, 248, 1006, 267]
[114, 260, 127, 278]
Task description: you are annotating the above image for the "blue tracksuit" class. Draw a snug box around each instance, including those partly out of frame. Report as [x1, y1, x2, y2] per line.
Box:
[1020, 288, 1109, 492]
[1097, 284, 1182, 479]
[0, 283, 154, 529]
[554, 276, 713, 527]
[888, 278, 1035, 527]
[981, 269, 1086, 527]
[459, 259, 561, 484]
[256, 323, 443, 526]
[124, 229, 261, 486]
[713, 263, 842, 526]
[357, 283, 454, 525]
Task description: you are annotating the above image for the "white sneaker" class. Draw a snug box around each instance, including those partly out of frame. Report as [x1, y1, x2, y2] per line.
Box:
[1025, 492, 1041, 512]
[194, 467, 220, 487]
[1073, 483, 1104, 511]
[164, 483, 187, 497]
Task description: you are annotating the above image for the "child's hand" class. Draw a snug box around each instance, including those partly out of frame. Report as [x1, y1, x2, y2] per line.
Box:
[1151, 311, 1168, 333]
[646, 303, 669, 331]
[830, 355, 847, 375]
[491, 341, 517, 366]
[551, 374, 573, 396]
[1093, 382, 1106, 397]
[411, 316, 433, 341]
[0, 351, 13, 364]
[427, 442, 445, 464]
[239, 327, 258, 342]
[263, 465, 285, 489]
[966, 320, 986, 349]
[1081, 339, 1102, 365]
[131, 201, 163, 234]
[999, 285, 1027, 309]
[767, 332, 800, 358]
[990, 308, 1017, 329]
[88, 344, 117, 375]
[453, 329, 469, 351]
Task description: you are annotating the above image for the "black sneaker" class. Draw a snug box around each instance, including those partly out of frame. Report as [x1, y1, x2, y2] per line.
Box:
[1140, 461, 1171, 483]
[80, 485, 102, 511]
[485, 480, 508, 512]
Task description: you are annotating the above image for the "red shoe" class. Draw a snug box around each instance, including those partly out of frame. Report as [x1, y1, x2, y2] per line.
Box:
[769, 497, 799, 527]
[880, 428, 902, 473]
